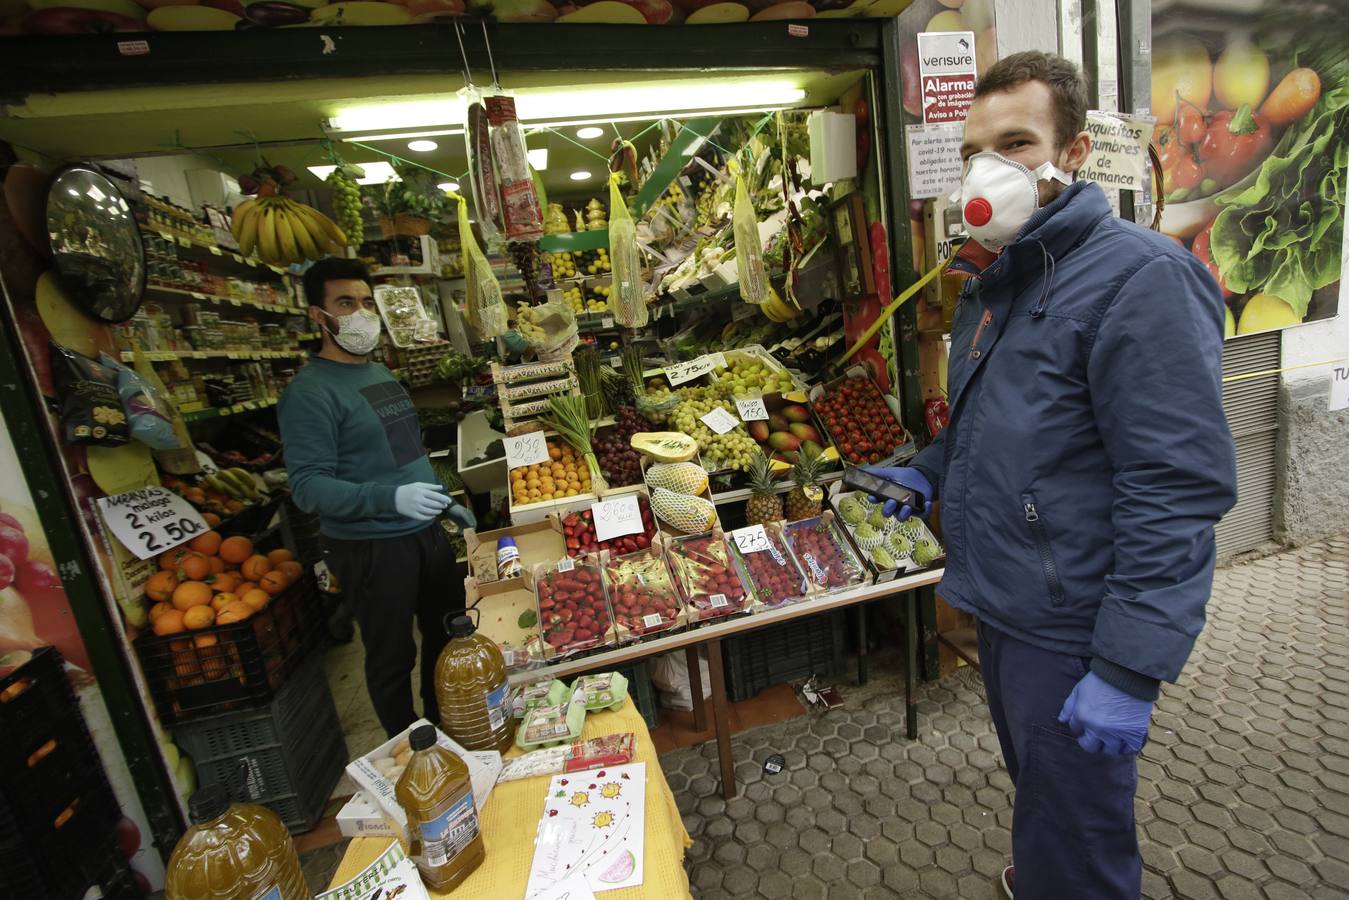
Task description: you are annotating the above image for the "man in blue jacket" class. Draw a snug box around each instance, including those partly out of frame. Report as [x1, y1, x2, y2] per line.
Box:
[869, 52, 1237, 898]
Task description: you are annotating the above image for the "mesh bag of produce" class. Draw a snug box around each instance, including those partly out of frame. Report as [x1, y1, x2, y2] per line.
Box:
[520, 297, 578, 362]
[608, 173, 648, 329]
[457, 193, 507, 339]
[734, 173, 769, 305]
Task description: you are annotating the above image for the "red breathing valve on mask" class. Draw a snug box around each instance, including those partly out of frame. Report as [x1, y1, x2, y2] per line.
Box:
[964, 197, 993, 227]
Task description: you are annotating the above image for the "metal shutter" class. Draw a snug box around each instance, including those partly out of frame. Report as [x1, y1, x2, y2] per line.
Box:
[1215, 332, 1281, 558]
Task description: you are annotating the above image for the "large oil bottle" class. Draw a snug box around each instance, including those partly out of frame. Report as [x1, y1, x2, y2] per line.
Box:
[164, 784, 307, 900]
[396, 723, 486, 891]
[435, 614, 513, 753]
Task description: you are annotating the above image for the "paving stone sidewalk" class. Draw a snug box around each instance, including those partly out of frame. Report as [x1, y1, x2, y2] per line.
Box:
[664, 536, 1349, 899]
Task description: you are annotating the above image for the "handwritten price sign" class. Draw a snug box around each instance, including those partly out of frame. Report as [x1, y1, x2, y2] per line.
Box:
[664, 352, 727, 387]
[734, 397, 768, 421]
[699, 406, 740, 435]
[591, 494, 642, 543]
[730, 524, 772, 554]
[96, 486, 209, 560]
[504, 432, 551, 470]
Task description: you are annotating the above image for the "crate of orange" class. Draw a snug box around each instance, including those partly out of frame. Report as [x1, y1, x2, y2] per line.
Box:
[134, 532, 320, 725]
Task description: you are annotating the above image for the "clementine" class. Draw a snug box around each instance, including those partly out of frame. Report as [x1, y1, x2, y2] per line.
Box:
[235, 582, 258, 597]
[146, 571, 179, 604]
[178, 553, 212, 582]
[240, 554, 272, 582]
[189, 530, 222, 556]
[219, 536, 254, 565]
[240, 589, 271, 612]
[212, 571, 243, 593]
[153, 608, 187, 636]
[266, 548, 295, 566]
[216, 601, 253, 625]
[183, 605, 216, 630]
[276, 561, 304, 584]
[211, 592, 239, 613]
[201, 512, 222, 527]
[148, 601, 173, 623]
[171, 581, 213, 611]
[159, 547, 194, 572]
[206, 555, 226, 576]
[259, 571, 289, 596]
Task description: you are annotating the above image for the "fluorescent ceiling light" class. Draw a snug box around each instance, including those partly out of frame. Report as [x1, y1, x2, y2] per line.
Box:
[327, 80, 805, 137]
[338, 128, 465, 143]
[527, 148, 549, 171]
[308, 161, 398, 185]
[438, 181, 459, 192]
[576, 126, 605, 140]
[407, 139, 439, 152]
[570, 170, 592, 182]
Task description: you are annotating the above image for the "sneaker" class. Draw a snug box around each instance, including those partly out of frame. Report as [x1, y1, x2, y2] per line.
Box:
[1001, 865, 1014, 898]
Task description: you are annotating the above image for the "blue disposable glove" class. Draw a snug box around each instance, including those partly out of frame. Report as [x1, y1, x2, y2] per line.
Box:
[445, 500, 477, 530]
[1057, 671, 1153, 755]
[861, 466, 934, 520]
[394, 483, 451, 521]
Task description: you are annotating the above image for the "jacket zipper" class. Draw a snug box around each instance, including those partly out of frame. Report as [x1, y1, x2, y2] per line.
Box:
[969, 309, 992, 359]
[1022, 494, 1065, 606]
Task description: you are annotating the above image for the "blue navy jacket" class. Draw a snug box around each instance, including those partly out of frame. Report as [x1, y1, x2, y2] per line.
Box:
[912, 181, 1237, 700]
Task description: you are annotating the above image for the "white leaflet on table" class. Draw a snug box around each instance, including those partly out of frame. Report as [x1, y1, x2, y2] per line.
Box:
[525, 762, 647, 896]
[527, 872, 598, 900]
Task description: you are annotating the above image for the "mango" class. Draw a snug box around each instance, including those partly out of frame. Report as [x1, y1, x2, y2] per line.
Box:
[767, 431, 801, 452]
[782, 404, 812, 423]
[767, 413, 790, 433]
[748, 421, 770, 442]
[789, 422, 821, 444]
[800, 440, 824, 459]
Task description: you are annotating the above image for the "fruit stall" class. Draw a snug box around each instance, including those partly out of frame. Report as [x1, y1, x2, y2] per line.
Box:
[0, 10, 1007, 886]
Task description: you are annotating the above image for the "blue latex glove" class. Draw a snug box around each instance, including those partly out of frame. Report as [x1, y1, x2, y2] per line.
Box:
[861, 466, 934, 520]
[394, 483, 451, 521]
[445, 500, 477, 530]
[1057, 671, 1153, 755]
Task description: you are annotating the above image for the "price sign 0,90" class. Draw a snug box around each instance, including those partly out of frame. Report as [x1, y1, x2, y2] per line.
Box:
[700, 406, 740, 435]
[96, 486, 209, 560]
[504, 432, 551, 470]
[591, 494, 642, 543]
[735, 397, 769, 421]
[730, 524, 773, 555]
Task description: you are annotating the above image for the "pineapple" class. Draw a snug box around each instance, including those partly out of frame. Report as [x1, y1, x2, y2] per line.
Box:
[745, 452, 783, 526]
[785, 449, 826, 521]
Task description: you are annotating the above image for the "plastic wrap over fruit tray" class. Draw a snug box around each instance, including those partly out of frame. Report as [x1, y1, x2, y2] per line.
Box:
[667, 530, 754, 623]
[783, 512, 870, 593]
[604, 542, 690, 640]
[726, 522, 811, 610]
[831, 488, 945, 580]
[533, 557, 620, 660]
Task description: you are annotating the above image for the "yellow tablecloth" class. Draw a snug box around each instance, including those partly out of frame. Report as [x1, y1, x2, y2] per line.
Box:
[330, 701, 693, 899]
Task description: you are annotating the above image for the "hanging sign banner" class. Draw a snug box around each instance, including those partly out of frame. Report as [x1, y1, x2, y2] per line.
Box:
[917, 31, 978, 124]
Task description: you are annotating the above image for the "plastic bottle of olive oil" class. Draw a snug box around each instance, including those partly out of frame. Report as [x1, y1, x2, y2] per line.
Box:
[396, 723, 486, 891]
[435, 614, 514, 753]
[164, 784, 307, 900]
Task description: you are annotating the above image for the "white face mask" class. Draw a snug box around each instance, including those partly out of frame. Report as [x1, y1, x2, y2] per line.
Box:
[321, 307, 382, 356]
[953, 152, 1072, 251]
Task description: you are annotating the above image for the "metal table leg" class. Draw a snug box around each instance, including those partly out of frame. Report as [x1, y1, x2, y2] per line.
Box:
[686, 644, 706, 732]
[706, 638, 736, 800]
[905, 591, 919, 739]
[856, 602, 869, 686]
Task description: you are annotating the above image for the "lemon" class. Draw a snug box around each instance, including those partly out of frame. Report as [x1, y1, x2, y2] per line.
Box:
[1237, 293, 1300, 335]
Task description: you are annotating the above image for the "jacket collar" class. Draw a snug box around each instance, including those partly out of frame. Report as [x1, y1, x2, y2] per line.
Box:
[950, 181, 1113, 279]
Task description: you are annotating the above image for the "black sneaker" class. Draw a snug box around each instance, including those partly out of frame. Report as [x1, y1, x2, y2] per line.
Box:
[1001, 866, 1014, 898]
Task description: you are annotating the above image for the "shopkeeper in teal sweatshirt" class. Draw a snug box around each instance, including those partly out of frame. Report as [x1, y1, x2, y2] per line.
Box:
[278, 257, 475, 737]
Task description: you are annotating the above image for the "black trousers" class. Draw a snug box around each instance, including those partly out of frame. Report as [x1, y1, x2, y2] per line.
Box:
[321, 524, 464, 738]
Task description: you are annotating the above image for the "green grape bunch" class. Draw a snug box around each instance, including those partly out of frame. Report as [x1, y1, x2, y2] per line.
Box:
[326, 168, 365, 249]
[670, 395, 759, 473]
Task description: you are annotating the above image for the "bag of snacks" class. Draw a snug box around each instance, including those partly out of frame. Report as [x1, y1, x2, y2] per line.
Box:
[101, 355, 179, 451]
[51, 343, 129, 446]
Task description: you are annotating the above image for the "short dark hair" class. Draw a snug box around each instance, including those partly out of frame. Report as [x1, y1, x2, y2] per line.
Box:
[303, 257, 371, 308]
[974, 51, 1087, 151]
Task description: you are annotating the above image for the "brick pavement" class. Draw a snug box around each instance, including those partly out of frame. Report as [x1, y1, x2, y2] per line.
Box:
[664, 536, 1349, 899]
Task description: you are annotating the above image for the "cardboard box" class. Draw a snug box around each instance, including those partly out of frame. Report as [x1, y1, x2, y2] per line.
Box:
[466, 570, 543, 670]
[826, 482, 945, 581]
[456, 409, 507, 495]
[465, 518, 566, 585]
[346, 719, 503, 843]
[336, 791, 397, 839]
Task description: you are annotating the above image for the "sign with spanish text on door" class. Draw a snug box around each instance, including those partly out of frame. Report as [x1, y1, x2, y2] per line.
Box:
[917, 31, 978, 124]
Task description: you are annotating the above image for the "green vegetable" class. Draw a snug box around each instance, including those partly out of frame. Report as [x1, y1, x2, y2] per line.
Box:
[1210, 50, 1349, 318]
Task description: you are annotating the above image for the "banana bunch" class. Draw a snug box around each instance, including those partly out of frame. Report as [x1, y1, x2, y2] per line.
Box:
[325, 168, 365, 248]
[204, 468, 263, 503]
[759, 286, 800, 323]
[232, 195, 347, 265]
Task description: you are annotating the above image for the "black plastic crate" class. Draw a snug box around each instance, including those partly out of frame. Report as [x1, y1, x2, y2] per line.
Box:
[174, 658, 346, 833]
[135, 576, 321, 724]
[0, 777, 122, 899]
[723, 610, 847, 702]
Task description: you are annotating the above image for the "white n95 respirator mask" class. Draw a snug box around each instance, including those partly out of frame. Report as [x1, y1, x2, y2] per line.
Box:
[322, 307, 382, 356]
[953, 152, 1072, 251]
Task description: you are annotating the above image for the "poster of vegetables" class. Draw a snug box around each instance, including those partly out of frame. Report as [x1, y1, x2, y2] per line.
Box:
[1153, 1, 1344, 338]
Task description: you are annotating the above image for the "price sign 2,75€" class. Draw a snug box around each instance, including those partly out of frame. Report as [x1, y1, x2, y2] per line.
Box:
[96, 486, 209, 560]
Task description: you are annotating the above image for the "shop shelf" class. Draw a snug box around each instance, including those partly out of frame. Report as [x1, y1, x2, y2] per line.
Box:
[119, 349, 308, 363]
[174, 658, 346, 833]
[182, 396, 279, 424]
[140, 225, 288, 275]
[144, 282, 304, 316]
[722, 609, 847, 702]
[134, 576, 321, 725]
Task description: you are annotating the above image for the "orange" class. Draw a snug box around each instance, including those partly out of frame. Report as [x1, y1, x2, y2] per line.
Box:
[276, 561, 303, 584]
[159, 547, 194, 572]
[211, 592, 239, 613]
[266, 548, 294, 566]
[190, 530, 222, 557]
[201, 512, 222, 527]
[171, 581, 213, 611]
[212, 571, 243, 593]
[235, 582, 258, 598]
[216, 601, 253, 625]
[219, 536, 253, 565]
[153, 608, 186, 635]
[192, 633, 219, 649]
[183, 605, 216, 630]
[206, 555, 226, 576]
[178, 553, 212, 582]
[259, 571, 289, 596]
[240, 555, 272, 582]
[146, 571, 178, 604]
[148, 601, 173, 623]
[241, 589, 271, 612]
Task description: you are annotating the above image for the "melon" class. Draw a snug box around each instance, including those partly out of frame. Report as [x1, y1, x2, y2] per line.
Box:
[596, 848, 636, 883]
[630, 431, 699, 463]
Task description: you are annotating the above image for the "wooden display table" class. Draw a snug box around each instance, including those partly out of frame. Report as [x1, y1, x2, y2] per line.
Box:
[329, 702, 693, 898]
